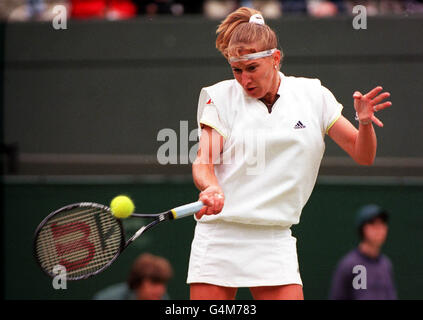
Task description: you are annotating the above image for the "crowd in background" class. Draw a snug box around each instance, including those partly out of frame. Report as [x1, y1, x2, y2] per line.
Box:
[1, 0, 423, 22]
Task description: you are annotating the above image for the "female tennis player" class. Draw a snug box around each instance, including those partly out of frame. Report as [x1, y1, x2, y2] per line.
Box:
[188, 7, 391, 300]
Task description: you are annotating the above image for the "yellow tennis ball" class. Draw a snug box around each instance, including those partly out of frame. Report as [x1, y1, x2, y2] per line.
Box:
[110, 195, 135, 219]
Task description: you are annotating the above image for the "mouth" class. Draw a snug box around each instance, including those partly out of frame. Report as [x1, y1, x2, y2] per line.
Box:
[246, 87, 256, 93]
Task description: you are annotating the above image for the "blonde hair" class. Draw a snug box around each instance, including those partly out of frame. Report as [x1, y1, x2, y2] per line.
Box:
[216, 7, 281, 61]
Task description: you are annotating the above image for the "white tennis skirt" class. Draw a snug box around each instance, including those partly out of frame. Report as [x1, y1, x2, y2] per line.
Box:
[187, 219, 302, 288]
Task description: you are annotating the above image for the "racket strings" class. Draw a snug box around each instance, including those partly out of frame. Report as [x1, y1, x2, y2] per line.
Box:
[35, 206, 123, 279]
[38, 209, 119, 277]
[35, 232, 121, 269]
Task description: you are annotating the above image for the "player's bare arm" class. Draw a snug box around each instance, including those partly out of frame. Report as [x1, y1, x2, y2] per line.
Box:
[192, 125, 225, 218]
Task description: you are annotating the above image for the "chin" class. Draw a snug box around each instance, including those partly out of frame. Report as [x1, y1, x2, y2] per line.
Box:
[245, 89, 263, 99]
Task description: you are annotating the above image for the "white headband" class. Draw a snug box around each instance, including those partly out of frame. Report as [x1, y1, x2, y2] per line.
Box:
[249, 13, 265, 25]
[227, 13, 273, 63]
[228, 48, 276, 63]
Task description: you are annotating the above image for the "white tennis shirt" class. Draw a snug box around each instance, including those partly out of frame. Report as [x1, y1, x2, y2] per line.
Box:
[196, 72, 343, 227]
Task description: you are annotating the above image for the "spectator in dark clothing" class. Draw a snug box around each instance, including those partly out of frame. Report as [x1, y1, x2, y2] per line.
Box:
[329, 204, 397, 300]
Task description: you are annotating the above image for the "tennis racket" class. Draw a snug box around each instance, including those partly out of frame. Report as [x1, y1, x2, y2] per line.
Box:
[33, 200, 203, 280]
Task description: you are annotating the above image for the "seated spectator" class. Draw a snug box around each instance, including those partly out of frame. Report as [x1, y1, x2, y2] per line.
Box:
[0, 0, 69, 22]
[203, 0, 238, 19]
[107, 0, 138, 19]
[133, 0, 183, 16]
[307, 0, 338, 17]
[307, 0, 345, 17]
[280, 0, 308, 15]
[344, 0, 409, 16]
[93, 253, 173, 300]
[404, 0, 423, 14]
[240, 0, 282, 18]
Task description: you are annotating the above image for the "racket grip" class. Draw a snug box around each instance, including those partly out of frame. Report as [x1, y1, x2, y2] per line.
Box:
[171, 201, 204, 219]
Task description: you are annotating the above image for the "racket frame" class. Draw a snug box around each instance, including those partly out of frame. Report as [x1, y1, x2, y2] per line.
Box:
[33, 200, 202, 280]
[33, 202, 172, 280]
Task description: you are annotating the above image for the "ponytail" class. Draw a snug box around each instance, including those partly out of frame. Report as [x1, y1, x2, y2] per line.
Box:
[215, 7, 279, 61]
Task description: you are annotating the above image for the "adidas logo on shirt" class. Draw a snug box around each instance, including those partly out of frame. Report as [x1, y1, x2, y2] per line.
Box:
[294, 121, 306, 129]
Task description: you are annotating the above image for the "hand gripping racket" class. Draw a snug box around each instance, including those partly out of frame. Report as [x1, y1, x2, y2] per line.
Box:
[33, 201, 203, 280]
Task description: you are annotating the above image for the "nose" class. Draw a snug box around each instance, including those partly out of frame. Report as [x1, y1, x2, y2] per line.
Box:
[241, 72, 251, 87]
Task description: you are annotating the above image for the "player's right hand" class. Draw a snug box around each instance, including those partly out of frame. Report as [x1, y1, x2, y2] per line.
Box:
[196, 185, 225, 219]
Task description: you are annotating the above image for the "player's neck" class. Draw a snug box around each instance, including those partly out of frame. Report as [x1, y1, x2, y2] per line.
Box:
[260, 72, 281, 108]
[358, 241, 381, 259]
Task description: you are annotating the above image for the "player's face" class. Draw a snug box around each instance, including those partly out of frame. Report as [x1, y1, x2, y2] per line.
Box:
[363, 217, 388, 247]
[230, 49, 279, 99]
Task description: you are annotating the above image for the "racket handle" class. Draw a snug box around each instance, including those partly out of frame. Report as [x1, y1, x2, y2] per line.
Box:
[171, 201, 204, 219]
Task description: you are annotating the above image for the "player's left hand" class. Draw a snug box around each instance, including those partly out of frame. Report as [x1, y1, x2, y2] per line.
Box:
[353, 86, 392, 127]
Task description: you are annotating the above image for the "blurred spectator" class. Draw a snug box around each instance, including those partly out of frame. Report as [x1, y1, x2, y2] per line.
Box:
[2, 0, 422, 21]
[203, 0, 238, 19]
[344, 0, 419, 16]
[0, 0, 69, 21]
[307, 0, 338, 17]
[107, 0, 138, 19]
[177, 0, 204, 14]
[240, 0, 282, 18]
[133, 0, 185, 16]
[93, 253, 173, 300]
[280, 0, 308, 14]
[404, 0, 423, 14]
[235, 1, 346, 18]
[329, 204, 397, 300]
[307, 0, 346, 17]
[70, 0, 137, 20]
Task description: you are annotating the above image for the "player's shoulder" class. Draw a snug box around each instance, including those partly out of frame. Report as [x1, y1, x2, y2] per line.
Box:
[282, 74, 326, 109]
[203, 79, 239, 94]
[200, 79, 243, 109]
